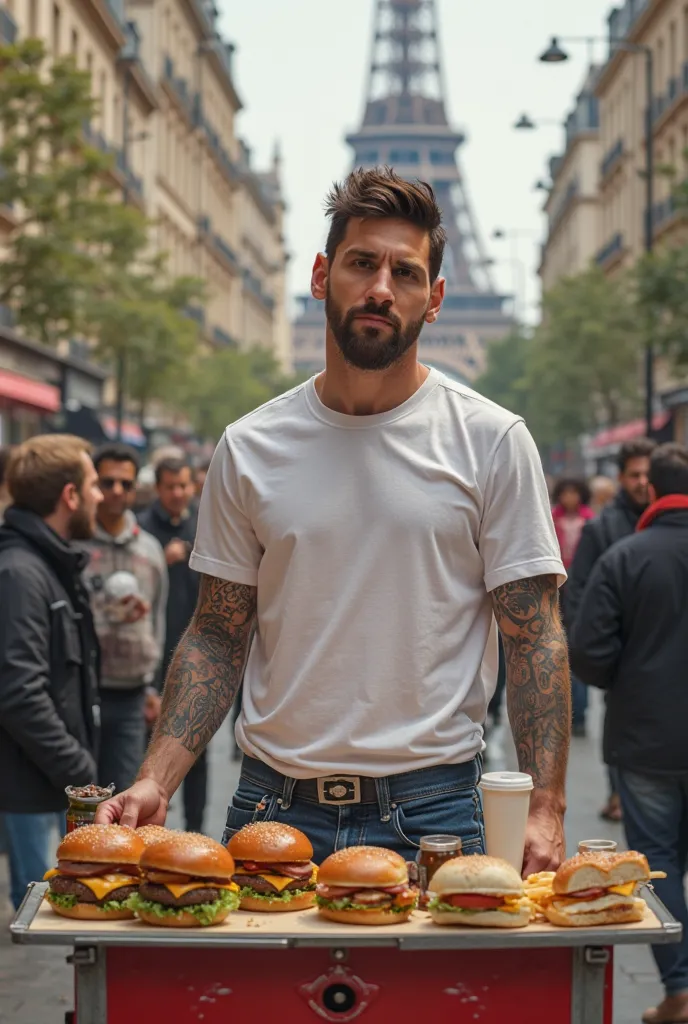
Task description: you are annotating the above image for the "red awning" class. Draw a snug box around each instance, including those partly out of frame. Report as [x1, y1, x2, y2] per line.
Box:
[101, 416, 146, 447]
[0, 368, 60, 413]
[590, 412, 671, 450]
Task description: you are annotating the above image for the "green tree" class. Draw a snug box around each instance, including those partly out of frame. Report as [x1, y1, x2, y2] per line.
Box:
[524, 268, 642, 445]
[474, 328, 532, 420]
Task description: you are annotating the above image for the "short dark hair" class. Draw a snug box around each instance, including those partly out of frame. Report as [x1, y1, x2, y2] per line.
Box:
[7, 434, 92, 517]
[617, 438, 656, 472]
[93, 442, 140, 475]
[155, 457, 189, 485]
[552, 477, 592, 507]
[649, 443, 688, 498]
[194, 459, 211, 477]
[324, 166, 447, 282]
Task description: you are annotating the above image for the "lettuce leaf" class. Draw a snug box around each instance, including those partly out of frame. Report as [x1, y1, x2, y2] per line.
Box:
[128, 889, 239, 926]
[45, 892, 77, 909]
[315, 895, 415, 914]
[238, 884, 314, 903]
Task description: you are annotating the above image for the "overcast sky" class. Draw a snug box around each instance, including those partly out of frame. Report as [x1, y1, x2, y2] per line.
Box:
[218, 0, 613, 321]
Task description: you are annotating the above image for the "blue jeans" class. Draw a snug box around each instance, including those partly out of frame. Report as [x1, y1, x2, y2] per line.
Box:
[617, 768, 688, 995]
[98, 688, 147, 794]
[3, 812, 65, 910]
[222, 756, 485, 864]
[571, 673, 588, 726]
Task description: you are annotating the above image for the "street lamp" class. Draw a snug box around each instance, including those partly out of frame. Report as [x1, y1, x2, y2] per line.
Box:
[513, 113, 561, 130]
[540, 34, 656, 437]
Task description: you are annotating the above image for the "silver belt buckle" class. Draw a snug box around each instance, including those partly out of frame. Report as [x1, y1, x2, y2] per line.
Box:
[317, 776, 362, 805]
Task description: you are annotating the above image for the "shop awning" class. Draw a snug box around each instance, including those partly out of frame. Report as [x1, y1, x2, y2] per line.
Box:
[589, 412, 671, 450]
[0, 368, 60, 413]
[101, 415, 146, 447]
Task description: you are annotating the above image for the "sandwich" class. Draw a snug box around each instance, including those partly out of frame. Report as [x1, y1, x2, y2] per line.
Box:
[315, 846, 417, 925]
[130, 832, 239, 927]
[44, 824, 144, 920]
[542, 851, 648, 927]
[228, 822, 318, 912]
[427, 855, 529, 927]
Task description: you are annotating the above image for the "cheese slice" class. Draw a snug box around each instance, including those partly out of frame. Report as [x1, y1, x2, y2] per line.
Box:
[608, 882, 637, 897]
[44, 872, 139, 900]
[498, 904, 524, 914]
[163, 881, 237, 899]
[44, 868, 59, 880]
[254, 874, 295, 893]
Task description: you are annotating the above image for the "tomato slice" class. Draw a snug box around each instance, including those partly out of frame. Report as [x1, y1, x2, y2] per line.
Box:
[444, 894, 505, 909]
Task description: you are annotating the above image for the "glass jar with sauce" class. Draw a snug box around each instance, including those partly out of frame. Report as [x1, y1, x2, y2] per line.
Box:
[417, 835, 462, 908]
[65, 784, 115, 833]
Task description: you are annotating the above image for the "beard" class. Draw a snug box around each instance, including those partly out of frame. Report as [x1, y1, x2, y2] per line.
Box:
[325, 286, 426, 371]
[68, 500, 95, 541]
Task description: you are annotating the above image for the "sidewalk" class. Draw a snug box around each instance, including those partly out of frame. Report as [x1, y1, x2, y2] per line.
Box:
[0, 702, 662, 1022]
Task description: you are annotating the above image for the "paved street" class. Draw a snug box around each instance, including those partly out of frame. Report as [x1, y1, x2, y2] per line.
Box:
[0, 693, 662, 1022]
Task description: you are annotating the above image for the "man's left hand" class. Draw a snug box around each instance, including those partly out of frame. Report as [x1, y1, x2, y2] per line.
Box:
[522, 804, 566, 877]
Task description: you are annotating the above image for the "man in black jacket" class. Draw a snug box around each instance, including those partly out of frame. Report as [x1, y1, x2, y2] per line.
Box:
[565, 436, 655, 818]
[570, 443, 688, 1024]
[137, 457, 207, 832]
[0, 435, 102, 908]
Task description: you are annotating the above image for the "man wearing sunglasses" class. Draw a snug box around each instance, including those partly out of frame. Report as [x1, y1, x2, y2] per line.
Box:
[83, 443, 168, 793]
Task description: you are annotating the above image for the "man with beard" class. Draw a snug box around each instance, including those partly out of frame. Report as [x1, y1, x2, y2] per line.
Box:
[98, 168, 569, 876]
[0, 435, 102, 907]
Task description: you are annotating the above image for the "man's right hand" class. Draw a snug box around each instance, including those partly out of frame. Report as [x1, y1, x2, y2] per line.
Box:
[95, 778, 169, 828]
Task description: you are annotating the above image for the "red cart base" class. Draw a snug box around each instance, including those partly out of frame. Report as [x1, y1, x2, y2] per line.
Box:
[85, 945, 613, 1024]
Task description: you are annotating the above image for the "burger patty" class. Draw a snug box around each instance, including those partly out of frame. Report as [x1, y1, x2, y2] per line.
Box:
[138, 882, 222, 907]
[49, 877, 137, 905]
[232, 873, 309, 895]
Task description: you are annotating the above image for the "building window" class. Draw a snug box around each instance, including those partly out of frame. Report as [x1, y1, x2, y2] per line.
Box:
[52, 3, 61, 55]
[28, 0, 37, 35]
[430, 150, 453, 165]
[670, 20, 677, 74]
[100, 72, 107, 133]
[71, 28, 78, 57]
[389, 149, 420, 164]
[86, 51, 93, 77]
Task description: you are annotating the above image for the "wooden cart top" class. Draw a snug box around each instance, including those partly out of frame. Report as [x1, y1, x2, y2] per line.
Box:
[10, 883, 682, 951]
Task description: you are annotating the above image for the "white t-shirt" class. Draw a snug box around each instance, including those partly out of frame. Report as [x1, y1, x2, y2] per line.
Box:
[190, 368, 565, 778]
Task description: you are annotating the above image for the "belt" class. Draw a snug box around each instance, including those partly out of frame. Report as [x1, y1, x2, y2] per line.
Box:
[239, 754, 482, 810]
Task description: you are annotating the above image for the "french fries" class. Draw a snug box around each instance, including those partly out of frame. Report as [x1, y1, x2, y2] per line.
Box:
[523, 871, 556, 921]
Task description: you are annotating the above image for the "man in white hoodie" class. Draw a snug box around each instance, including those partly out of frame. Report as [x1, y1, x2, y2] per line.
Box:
[83, 443, 168, 792]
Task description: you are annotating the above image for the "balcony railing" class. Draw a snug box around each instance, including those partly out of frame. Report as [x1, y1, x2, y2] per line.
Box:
[162, 55, 193, 119]
[213, 234, 238, 269]
[549, 177, 579, 235]
[243, 269, 275, 313]
[600, 139, 624, 179]
[0, 4, 18, 44]
[595, 232, 624, 266]
[185, 305, 206, 327]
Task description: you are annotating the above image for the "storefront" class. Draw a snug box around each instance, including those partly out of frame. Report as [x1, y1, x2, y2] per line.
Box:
[583, 412, 674, 476]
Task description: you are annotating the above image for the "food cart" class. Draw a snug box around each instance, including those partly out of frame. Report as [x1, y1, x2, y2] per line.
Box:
[11, 881, 681, 1024]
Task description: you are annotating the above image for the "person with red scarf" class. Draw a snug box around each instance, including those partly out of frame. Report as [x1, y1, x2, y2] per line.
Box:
[551, 479, 594, 736]
[570, 443, 688, 1024]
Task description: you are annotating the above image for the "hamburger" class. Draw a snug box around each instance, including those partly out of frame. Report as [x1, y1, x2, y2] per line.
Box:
[542, 851, 648, 927]
[228, 822, 317, 912]
[130, 832, 239, 927]
[44, 824, 144, 920]
[315, 846, 417, 926]
[427, 856, 529, 928]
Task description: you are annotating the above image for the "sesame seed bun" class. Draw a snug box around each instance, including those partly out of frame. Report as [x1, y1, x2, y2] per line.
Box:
[430, 856, 524, 897]
[140, 832, 235, 880]
[228, 822, 313, 863]
[56, 825, 144, 866]
[136, 906, 232, 928]
[317, 846, 409, 890]
[135, 825, 177, 847]
[317, 904, 414, 927]
[44, 900, 135, 922]
[238, 890, 316, 914]
[552, 852, 650, 895]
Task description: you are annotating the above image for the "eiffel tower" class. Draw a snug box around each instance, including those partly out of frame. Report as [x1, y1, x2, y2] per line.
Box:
[292, 0, 512, 383]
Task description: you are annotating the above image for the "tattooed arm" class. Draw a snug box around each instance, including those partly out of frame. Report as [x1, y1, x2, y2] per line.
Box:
[96, 574, 256, 827]
[491, 574, 570, 873]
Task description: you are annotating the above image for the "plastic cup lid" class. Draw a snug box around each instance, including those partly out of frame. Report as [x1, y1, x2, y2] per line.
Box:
[479, 771, 534, 792]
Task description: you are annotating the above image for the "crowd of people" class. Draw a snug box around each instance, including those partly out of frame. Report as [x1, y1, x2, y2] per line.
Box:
[0, 435, 215, 908]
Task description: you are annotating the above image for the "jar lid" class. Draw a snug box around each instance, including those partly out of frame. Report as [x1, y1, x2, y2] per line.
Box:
[419, 834, 462, 852]
[478, 771, 534, 792]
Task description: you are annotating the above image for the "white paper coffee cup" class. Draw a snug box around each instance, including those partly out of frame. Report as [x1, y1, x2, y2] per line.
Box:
[479, 771, 534, 873]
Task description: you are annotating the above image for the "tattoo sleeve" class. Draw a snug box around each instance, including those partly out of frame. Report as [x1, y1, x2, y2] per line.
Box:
[155, 574, 257, 758]
[491, 574, 570, 794]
